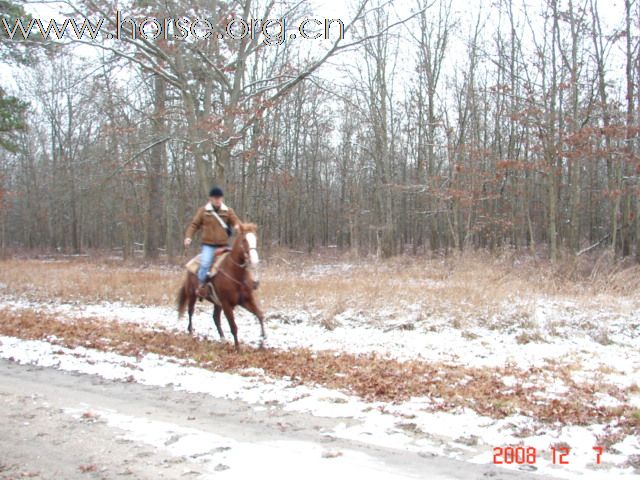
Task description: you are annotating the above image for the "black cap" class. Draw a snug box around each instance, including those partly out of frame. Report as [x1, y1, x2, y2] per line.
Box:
[208, 186, 224, 197]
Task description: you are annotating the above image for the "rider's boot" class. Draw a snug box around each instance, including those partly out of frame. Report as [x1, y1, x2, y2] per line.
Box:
[196, 282, 208, 298]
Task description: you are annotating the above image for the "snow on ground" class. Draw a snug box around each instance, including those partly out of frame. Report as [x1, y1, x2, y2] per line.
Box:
[0, 335, 637, 479]
[1, 282, 639, 478]
[1, 293, 639, 395]
[64, 408, 426, 480]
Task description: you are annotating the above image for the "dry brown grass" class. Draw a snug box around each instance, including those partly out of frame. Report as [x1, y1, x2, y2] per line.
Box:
[0, 257, 181, 306]
[263, 249, 640, 316]
[0, 306, 637, 434]
[1, 249, 638, 318]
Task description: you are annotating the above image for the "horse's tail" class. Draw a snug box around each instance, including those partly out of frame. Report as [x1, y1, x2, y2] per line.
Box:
[177, 273, 189, 318]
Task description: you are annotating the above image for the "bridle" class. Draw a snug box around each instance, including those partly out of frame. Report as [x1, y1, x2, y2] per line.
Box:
[220, 231, 259, 286]
[228, 233, 256, 268]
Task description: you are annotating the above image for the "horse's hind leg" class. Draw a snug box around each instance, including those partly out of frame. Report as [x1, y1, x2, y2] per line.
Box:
[241, 296, 266, 348]
[222, 304, 240, 351]
[187, 292, 196, 335]
[213, 305, 225, 340]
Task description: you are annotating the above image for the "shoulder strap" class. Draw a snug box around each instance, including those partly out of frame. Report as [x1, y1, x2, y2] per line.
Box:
[210, 210, 228, 230]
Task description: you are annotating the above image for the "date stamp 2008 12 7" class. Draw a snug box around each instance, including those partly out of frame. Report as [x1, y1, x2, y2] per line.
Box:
[492, 446, 604, 465]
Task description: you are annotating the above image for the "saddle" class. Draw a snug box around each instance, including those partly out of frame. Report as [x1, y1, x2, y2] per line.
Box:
[185, 248, 231, 277]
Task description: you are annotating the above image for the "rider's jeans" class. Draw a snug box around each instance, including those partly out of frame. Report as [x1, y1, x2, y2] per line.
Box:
[198, 244, 218, 284]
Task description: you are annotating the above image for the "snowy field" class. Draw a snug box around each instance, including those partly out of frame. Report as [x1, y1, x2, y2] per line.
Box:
[0, 258, 639, 479]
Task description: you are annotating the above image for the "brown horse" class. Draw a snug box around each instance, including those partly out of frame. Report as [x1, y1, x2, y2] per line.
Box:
[177, 223, 266, 350]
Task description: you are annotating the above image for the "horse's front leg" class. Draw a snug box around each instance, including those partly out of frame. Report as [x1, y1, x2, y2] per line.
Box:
[212, 305, 225, 340]
[241, 296, 266, 349]
[222, 304, 240, 351]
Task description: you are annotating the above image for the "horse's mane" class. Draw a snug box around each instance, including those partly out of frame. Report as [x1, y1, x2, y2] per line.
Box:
[240, 222, 258, 234]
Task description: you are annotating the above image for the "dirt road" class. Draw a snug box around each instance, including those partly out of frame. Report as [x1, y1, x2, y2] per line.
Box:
[0, 359, 558, 480]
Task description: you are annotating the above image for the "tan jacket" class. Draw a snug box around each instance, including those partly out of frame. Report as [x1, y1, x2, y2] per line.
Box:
[185, 202, 240, 246]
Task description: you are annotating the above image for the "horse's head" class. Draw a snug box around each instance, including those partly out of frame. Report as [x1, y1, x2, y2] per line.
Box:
[237, 223, 259, 266]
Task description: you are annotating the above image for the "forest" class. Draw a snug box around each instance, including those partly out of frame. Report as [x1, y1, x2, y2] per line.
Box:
[1, 0, 639, 262]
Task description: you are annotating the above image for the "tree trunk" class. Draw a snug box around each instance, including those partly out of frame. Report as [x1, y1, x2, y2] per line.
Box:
[145, 74, 166, 259]
[622, 0, 634, 257]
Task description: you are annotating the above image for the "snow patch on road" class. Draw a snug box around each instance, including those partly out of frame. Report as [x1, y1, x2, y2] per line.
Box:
[65, 408, 425, 480]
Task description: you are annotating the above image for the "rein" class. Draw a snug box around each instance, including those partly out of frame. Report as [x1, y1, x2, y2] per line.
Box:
[228, 247, 258, 269]
[219, 233, 258, 287]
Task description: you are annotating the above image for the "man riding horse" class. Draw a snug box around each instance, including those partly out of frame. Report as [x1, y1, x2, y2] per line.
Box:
[184, 186, 240, 298]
